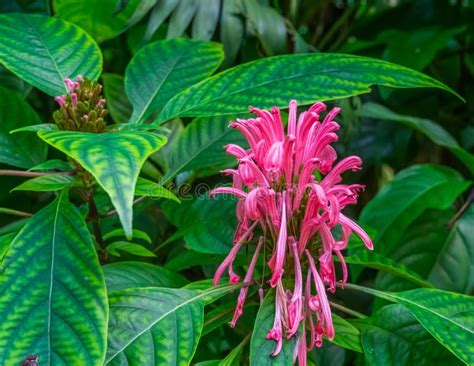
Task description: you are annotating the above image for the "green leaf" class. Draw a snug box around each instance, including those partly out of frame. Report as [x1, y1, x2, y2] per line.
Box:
[103, 228, 152, 244]
[164, 116, 246, 181]
[11, 123, 58, 133]
[29, 159, 74, 172]
[331, 314, 362, 353]
[428, 205, 474, 293]
[220, 0, 244, 67]
[102, 73, 133, 124]
[106, 241, 156, 257]
[125, 39, 224, 123]
[103, 261, 188, 293]
[0, 191, 108, 365]
[0, 232, 15, 261]
[166, 0, 199, 38]
[359, 164, 470, 255]
[358, 102, 474, 175]
[53, 0, 146, 43]
[0, 13, 102, 96]
[0, 86, 47, 168]
[163, 196, 237, 254]
[346, 284, 474, 365]
[157, 53, 462, 122]
[11, 173, 74, 192]
[135, 177, 180, 202]
[343, 249, 433, 288]
[38, 130, 167, 239]
[352, 304, 461, 366]
[249, 289, 296, 365]
[106, 285, 237, 365]
[220, 334, 250, 366]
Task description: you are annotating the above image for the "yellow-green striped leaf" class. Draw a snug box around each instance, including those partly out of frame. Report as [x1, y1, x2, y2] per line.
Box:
[38, 131, 167, 238]
[0, 191, 108, 365]
[346, 284, 474, 365]
[0, 13, 102, 96]
[106, 285, 237, 365]
[0, 86, 47, 168]
[125, 39, 224, 123]
[157, 53, 462, 122]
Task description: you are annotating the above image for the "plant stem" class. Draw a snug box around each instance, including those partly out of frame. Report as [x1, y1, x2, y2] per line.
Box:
[0, 169, 47, 178]
[329, 301, 366, 319]
[0, 207, 33, 218]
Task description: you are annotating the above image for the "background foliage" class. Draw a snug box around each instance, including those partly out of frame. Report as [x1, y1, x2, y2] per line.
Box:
[0, 1, 473, 365]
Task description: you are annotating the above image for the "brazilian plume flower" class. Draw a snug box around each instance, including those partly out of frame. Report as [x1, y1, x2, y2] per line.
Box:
[211, 100, 373, 365]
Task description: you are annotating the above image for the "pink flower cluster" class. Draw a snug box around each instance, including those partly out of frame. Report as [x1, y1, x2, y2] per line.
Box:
[211, 100, 373, 364]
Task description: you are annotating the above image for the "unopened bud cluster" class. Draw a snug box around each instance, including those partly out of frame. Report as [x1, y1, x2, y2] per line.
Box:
[53, 76, 107, 133]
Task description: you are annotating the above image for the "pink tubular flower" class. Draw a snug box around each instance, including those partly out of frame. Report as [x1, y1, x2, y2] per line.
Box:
[211, 100, 373, 363]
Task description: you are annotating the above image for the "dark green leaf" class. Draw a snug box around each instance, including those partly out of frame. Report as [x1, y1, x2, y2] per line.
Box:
[103, 261, 188, 293]
[29, 159, 73, 172]
[157, 53, 462, 122]
[125, 39, 224, 123]
[0, 13, 102, 96]
[102, 73, 132, 124]
[359, 164, 470, 255]
[103, 228, 152, 244]
[38, 130, 167, 238]
[0, 232, 15, 261]
[0, 86, 47, 168]
[331, 313, 362, 353]
[358, 102, 474, 175]
[164, 116, 246, 181]
[353, 304, 461, 366]
[249, 289, 296, 365]
[347, 284, 474, 365]
[0, 192, 108, 365]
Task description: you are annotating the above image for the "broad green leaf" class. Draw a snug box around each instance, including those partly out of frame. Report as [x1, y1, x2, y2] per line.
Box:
[11, 123, 58, 133]
[12, 173, 74, 192]
[343, 249, 433, 288]
[359, 102, 474, 175]
[0, 0, 50, 14]
[106, 241, 156, 257]
[428, 205, 474, 293]
[0, 86, 47, 168]
[103, 261, 188, 293]
[53, 0, 147, 43]
[38, 131, 167, 238]
[103, 228, 152, 244]
[0, 64, 32, 97]
[102, 73, 132, 124]
[164, 116, 246, 181]
[331, 314, 362, 353]
[346, 284, 474, 365]
[165, 250, 230, 272]
[29, 159, 73, 172]
[250, 290, 296, 365]
[125, 39, 224, 123]
[157, 53, 462, 122]
[359, 164, 470, 255]
[0, 232, 15, 261]
[0, 13, 102, 96]
[106, 285, 237, 365]
[352, 304, 461, 366]
[0, 192, 108, 365]
[220, 0, 244, 67]
[135, 177, 180, 202]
